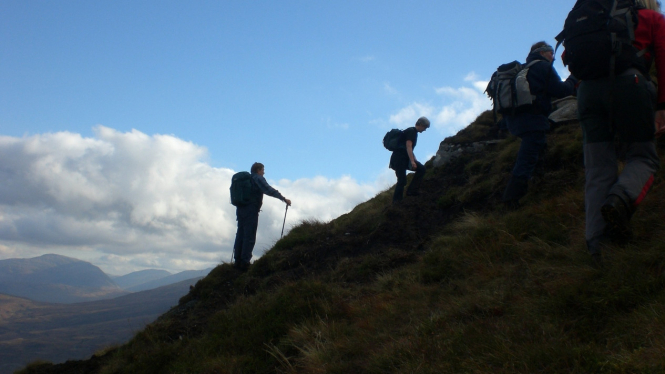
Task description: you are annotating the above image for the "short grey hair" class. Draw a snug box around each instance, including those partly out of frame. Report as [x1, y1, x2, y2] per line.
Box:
[415, 116, 430, 128]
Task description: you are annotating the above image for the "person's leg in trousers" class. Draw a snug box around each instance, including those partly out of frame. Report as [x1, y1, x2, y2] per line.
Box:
[607, 141, 658, 213]
[406, 162, 426, 196]
[233, 207, 246, 263]
[393, 167, 407, 202]
[513, 130, 546, 180]
[240, 206, 260, 265]
[602, 74, 659, 241]
[503, 130, 546, 203]
[584, 141, 617, 254]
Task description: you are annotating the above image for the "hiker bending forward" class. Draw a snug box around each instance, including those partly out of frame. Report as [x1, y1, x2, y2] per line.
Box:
[574, 0, 665, 259]
[502, 41, 578, 206]
[233, 162, 291, 270]
[390, 117, 430, 202]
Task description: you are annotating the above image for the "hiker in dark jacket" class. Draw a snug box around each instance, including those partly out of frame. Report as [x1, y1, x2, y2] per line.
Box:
[390, 116, 430, 203]
[574, 0, 665, 264]
[502, 41, 578, 207]
[233, 162, 291, 271]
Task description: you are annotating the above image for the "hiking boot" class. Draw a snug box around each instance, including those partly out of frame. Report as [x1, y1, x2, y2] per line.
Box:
[601, 194, 632, 244]
[502, 174, 528, 207]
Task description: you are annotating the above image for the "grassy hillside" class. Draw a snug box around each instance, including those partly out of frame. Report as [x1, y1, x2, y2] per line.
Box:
[20, 110, 665, 373]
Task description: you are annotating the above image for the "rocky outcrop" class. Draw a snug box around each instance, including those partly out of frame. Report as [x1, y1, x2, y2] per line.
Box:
[432, 140, 501, 168]
[432, 96, 579, 169]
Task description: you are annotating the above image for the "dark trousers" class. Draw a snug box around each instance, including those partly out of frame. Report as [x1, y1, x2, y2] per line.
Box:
[233, 204, 260, 264]
[578, 74, 659, 250]
[393, 162, 426, 202]
[512, 130, 547, 180]
[502, 130, 546, 203]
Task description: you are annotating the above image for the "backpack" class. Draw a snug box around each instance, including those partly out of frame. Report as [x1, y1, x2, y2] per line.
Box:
[485, 60, 541, 116]
[383, 129, 405, 151]
[555, 0, 642, 80]
[230, 172, 254, 207]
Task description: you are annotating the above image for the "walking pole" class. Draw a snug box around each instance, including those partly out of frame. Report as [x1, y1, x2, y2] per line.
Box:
[280, 204, 289, 238]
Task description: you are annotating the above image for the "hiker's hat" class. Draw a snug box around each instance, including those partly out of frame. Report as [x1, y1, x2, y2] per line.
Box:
[533, 44, 554, 54]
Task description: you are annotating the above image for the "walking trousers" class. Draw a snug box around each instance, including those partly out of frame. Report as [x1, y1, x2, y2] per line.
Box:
[578, 73, 659, 249]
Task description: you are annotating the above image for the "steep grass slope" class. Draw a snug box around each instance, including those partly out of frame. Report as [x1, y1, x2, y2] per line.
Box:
[20, 111, 665, 373]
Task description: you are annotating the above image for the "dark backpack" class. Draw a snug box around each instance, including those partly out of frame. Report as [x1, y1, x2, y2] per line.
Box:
[383, 129, 405, 151]
[485, 60, 541, 116]
[555, 0, 642, 80]
[230, 172, 254, 207]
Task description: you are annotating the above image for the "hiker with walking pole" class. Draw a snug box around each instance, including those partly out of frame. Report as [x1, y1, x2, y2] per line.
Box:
[230, 162, 291, 271]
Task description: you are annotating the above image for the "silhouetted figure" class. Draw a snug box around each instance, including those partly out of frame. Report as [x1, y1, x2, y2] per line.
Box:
[389, 117, 430, 203]
[502, 41, 577, 207]
[233, 162, 291, 271]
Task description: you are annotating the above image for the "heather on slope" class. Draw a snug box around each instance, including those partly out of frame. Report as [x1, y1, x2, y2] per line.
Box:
[21, 110, 665, 374]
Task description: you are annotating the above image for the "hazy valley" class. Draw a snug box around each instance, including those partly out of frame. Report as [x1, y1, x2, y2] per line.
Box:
[0, 254, 211, 374]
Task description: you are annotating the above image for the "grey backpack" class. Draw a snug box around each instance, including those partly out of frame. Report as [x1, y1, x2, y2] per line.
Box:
[485, 60, 541, 115]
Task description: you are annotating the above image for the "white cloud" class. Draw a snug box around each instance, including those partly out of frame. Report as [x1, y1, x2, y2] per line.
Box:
[0, 127, 384, 274]
[464, 72, 480, 81]
[324, 117, 349, 130]
[389, 103, 435, 127]
[384, 82, 398, 95]
[389, 72, 492, 136]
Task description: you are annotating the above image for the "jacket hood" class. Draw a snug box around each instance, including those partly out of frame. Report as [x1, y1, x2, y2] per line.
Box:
[526, 51, 551, 64]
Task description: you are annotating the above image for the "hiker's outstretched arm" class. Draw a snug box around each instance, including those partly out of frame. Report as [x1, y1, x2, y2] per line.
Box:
[547, 65, 576, 98]
[254, 175, 287, 202]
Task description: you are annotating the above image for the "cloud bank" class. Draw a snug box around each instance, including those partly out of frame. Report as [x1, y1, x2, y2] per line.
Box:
[389, 72, 491, 135]
[0, 127, 385, 274]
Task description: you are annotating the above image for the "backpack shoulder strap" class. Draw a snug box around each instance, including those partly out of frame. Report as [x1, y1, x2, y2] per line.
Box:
[525, 60, 543, 69]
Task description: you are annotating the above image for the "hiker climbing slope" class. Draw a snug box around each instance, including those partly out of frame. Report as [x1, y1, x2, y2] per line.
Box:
[556, 0, 665, 263]
[493, 41, 577, 207]
[387, 117, 430, 203]
[231, 162, 291, 271]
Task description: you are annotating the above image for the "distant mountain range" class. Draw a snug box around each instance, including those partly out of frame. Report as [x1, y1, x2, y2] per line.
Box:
[0, 254, 212, 304]
[124, 268, 212, 292]
[0, 254, 127, 303]
[0, 253, 214, 374]
[0, 277, 204, 374]
[111, 269, 172, 289]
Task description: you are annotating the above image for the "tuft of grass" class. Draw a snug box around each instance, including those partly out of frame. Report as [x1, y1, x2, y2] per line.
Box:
[437, 187, 461, 209]
[272, 219, 329, 252]
[330, 188, 392, 235]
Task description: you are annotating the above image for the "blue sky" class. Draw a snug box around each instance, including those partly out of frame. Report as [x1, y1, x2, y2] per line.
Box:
[0, 1, 576, 274]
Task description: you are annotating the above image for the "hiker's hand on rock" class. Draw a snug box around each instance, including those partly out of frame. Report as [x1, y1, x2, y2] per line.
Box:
[656, 110, 665, 137]
[411, 161, 417, 170]
[285, 199, 292, 206]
